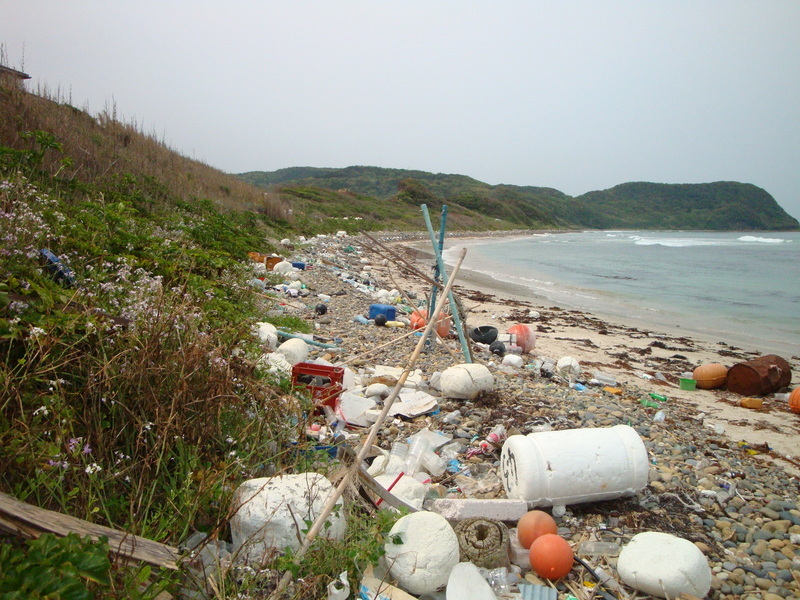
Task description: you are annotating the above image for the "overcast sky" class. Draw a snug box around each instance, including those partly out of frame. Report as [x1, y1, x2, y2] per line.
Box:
[3, 1, 799, 220]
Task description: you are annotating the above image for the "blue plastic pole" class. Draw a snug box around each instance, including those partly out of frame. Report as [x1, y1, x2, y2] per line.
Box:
[420, 204, 472, 363]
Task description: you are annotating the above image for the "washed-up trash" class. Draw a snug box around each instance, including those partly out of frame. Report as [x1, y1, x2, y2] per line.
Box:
[410, 308, 452, 338]
[529, 533, 573, 580]
[291, 362, 344, 408]
[276, 337, 309, 366]
[592, 370, 617, 386]
[578, 540, 621, 556]
[500, 424, 649, 506]
[39, 248, 76, 287]
[469, 325, 499, 344]
[374, 473, 426, 510]
[739, 397, 763, 409]
[338, 392, 376, 427]
[327, 571, 349, 600]
[371, 365, 425, 389]
[445, 562, 496, 600]
[384, 512, 460, 595]
[790, 388, 800, 413]
[230, 473, 345, 561]
[518, 583, 557, 600]
[358, 565, 418, 600]
[507, 324, 537, 353]
[726, 354, 792, 396]
[692, 362, 728, 389]
[253, 321, 278, 350]
[555, 356, 580, 382]
[617, 531, 711, 599]
[272, 260, 297, 274]
[387, 390, 439, 419]
[454, 518, 511, 569]
[440, 363, 494, 399]
[502, 354, 524, 368]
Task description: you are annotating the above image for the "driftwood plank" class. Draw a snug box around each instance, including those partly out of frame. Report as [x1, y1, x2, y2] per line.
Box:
[0, 492, 181, 570]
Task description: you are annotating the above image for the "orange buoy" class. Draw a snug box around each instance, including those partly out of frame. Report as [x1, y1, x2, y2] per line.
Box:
[517, 510, 557, 549]
[508, 324, 537, 353]
[529, 533, 574, 580]
[410, 309, 451, 338]
[789, 388, 800, 414]
[692, 363, 728, 389]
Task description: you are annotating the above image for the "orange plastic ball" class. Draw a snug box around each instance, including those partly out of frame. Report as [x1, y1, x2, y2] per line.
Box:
[517, 510, 558, 550]
[789, 388, 800, 414]
[529, 533, 574, 580]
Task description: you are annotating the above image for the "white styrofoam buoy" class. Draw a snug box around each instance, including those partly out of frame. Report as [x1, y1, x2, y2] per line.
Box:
[272, 260, 297, 274]
[556, 356, 581, 380]
[617, 532, 711, 598]
[500, 425, 649, 506]
[384, 512, 459, 595]
[445, 562, 496, 600]
[439, 363, 494, 400]
[230, 473, 345, 564]
[275, 338, 308, 366]
[502, 354, 524, 368]
[253, 322, 278, 350]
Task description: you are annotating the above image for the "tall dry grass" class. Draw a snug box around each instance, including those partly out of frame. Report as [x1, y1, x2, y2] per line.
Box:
[0, 83, 290, 220]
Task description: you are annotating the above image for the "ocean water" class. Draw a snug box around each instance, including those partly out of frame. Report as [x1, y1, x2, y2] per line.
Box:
[442, 231, 800, 357]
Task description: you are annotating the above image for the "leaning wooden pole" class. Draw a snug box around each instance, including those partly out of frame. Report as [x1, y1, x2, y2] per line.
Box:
[268, 248, 468, 599]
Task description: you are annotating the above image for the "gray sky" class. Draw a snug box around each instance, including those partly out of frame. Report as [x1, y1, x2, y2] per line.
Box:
[3, 1, 799, 220]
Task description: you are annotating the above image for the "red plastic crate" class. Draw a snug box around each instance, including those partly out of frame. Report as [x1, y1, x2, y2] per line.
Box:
[291, 363, 345, 408]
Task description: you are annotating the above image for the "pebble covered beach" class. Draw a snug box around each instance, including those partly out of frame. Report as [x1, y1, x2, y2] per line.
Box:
[274, 232, 800, 600]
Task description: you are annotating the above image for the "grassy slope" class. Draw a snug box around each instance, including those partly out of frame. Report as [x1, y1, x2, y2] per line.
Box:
[0, 85, 394, 599]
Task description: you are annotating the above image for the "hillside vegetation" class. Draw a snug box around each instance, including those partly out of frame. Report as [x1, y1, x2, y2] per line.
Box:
[240, 166, 800, 231]
[1, 82, 400, 598]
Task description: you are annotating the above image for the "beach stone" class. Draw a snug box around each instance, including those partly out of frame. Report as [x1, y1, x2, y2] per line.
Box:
[440, 363, 495, 400]
[230, 473, 345, 563]
[384, 512, 460, 595]
[617, 532, 712, 599]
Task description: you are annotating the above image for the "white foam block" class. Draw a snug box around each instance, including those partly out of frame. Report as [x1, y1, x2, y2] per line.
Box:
[617, 531, 711, 599]
[384, 512, 460, 595]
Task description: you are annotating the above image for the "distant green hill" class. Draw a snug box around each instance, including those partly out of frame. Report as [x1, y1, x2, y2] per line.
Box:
[238, 166, 800, 231]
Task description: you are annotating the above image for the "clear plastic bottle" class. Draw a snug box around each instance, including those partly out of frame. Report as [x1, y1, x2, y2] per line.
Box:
[578, 541, 621, 556]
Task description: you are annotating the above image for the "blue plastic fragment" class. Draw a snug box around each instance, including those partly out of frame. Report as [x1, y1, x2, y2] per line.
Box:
[39, 248, 76, 287]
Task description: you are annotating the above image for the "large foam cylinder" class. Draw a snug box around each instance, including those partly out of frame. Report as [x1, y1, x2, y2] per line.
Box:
[500, 424, 649, 506]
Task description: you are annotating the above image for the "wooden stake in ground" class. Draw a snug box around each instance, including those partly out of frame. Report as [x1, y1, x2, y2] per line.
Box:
[268, 247, 468, 599]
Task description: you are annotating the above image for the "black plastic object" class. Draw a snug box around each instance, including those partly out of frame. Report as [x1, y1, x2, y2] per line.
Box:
[39, 248, 76, 287]
[315, 303, 328, 315]
[489, 341, 506, 356]
[469, 325, 499, 344]
[374, 314, 388, 327]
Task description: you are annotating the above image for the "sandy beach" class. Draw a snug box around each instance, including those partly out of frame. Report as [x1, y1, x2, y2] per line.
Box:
[379, 233, 800, 472]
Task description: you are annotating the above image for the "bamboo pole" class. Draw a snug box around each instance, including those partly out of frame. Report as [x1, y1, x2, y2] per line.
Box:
[268, 247, 467, 599]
